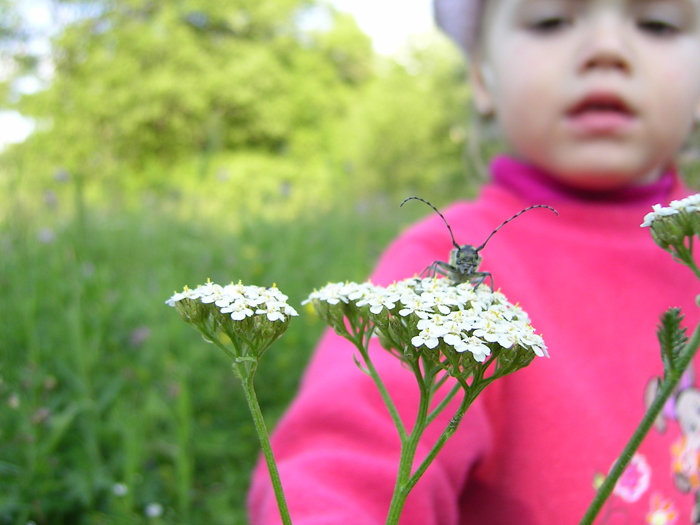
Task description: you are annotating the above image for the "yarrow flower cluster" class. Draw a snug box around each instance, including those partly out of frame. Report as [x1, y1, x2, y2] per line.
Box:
[304, 277, 547, 365]
[641, 194, 700, 261]
[641, 194, 700, 228]
[166, 280, 298, 322]
[166, 280, 298, 358]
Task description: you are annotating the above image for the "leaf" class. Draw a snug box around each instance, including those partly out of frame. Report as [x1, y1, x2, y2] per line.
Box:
[657, 307, 688, 374]
[39, 400, 91, 458]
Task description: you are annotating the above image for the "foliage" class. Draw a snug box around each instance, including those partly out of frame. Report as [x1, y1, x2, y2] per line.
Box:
[10, 0, 373, 175]
[3, 0, 479, 206]
[328, 34, 476, 202]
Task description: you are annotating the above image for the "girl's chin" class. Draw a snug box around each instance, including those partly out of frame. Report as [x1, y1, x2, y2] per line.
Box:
[535, 155, 666, 191]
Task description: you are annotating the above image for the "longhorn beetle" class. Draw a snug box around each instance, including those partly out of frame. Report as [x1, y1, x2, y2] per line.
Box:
[401, 197, 558, 288]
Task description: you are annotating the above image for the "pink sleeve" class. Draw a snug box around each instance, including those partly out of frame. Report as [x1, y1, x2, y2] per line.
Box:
[247, 231, 493, 525]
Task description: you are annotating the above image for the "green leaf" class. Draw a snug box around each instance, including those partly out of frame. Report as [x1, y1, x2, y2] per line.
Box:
[657, 307, 688, 374]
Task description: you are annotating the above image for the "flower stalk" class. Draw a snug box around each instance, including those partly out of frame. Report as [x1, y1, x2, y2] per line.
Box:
[167, 281, 298, 525]
[578, 195, 700, 525]
[580, 319, 700, 525]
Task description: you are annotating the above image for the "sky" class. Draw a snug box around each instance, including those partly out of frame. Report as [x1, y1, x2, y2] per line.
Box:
[0, 0, 438, 149]
[328, 0, 436, 55]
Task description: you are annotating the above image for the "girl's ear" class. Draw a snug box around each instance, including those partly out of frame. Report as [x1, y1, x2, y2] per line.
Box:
[471, 55, 496, 117]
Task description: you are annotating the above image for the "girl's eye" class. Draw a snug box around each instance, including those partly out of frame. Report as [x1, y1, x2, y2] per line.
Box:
[530, 17, 571, 33]
[638, 19, 680, 36]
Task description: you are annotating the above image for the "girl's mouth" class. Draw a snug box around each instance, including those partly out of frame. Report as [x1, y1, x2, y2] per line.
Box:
[565, 93, 637, 135]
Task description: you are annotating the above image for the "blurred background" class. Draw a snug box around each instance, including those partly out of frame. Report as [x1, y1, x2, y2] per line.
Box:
[1, 1, 698, 524]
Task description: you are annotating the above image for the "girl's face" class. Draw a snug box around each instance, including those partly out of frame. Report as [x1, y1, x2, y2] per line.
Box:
[473, 0, 700, 189]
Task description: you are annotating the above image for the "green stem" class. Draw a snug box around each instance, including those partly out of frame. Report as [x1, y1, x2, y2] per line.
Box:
[206, 330, 291, 524]
[355, 332, 408, 441]
[684, 255, 700, 282]
[238, 369, 293, 525]
[403, 353, 526, 495]
[404, 388, 473, 494]
[431, 371, 451, 394]
[579, 320, 700, 525]
[208, 331, 240, 362]
[384, 369, 432, 525]
[426, 381, 462, 425]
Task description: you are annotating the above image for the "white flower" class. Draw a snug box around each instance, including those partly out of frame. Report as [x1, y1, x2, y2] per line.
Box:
[165, 286, 200, 306]
[411, 323, 447, 349]
[641, 200, 692, 227]
[398, 293, 436, 318]
[145, 502, 164, 518]
[517, 328, 549, 358]
[303, 282, 352, 305]
[356, 287, 396, 314]
[256, 301, 287, 322]
[220, 299, 254, 320]
[112, 483, 128, 497]
[462, 336, 492, 362]
[196, 280, 223, 302]
[283, 303, 299, 317]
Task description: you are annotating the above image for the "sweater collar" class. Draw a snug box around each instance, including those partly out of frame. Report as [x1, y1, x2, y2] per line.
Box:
[489, 155, 678, 207]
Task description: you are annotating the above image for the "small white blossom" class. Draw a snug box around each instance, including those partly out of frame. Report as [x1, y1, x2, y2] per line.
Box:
[398, 294, 436, 318]
[221, 299, 254, 320]
[356, 287, 396, 314]
[112, 483, 128, 497]
[197, 280, 223, 302]
[462, 336, 492, 362]
[165, 286, 200, 306]
[303, 282, 352, 305]
[145, 502, 164, 518]
[8, 393, 19, 409]
[256, 301, 287, 322]
[411, 324, 446, 349]
[641, 199, 698, 227]
[517, 328, 549, 358]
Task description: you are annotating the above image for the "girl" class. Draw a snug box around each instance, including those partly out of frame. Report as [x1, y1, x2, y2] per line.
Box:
[250, 0, 700, 523]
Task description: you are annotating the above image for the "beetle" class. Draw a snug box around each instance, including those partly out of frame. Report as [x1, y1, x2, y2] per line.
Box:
[401, 196, 558, 288]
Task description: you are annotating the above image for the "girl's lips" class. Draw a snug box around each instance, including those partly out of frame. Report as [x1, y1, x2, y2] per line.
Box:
[566, 110, 637, 134]
[565, 93, 637, 135]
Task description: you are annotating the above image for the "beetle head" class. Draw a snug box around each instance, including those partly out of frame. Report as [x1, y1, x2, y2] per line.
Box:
[451, 244, 482, 275]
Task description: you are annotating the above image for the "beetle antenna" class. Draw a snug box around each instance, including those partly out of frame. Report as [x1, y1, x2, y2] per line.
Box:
[476, 205, 558, 251]
[401, 197, 460, 251]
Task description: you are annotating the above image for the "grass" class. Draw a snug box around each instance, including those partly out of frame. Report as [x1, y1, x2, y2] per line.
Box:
[0, 175, 410, 525]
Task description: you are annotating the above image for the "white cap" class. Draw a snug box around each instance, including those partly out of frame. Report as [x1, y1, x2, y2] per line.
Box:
[433, 0, 484, 54]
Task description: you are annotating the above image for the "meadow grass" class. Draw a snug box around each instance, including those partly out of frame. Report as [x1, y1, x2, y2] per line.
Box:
[0, 176, 409, 525]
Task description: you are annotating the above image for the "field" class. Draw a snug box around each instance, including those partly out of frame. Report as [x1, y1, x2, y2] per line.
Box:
[0, 170, 415, 525]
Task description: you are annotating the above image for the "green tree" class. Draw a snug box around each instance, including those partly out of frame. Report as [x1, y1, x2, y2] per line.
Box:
[8, 0, 374, 183]
[327, 33, 477, 205]
[0, 0, 32, 103]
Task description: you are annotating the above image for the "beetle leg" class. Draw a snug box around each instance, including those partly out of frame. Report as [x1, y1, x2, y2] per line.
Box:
[432, 261, 459, 281]
[470, 272, 494, 290]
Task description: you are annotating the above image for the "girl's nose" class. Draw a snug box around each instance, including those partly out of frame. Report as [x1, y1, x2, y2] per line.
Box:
[577, 18, 632, 75]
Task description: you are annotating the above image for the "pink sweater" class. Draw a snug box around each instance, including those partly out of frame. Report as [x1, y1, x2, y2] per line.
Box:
[249, 156, 700, 525]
